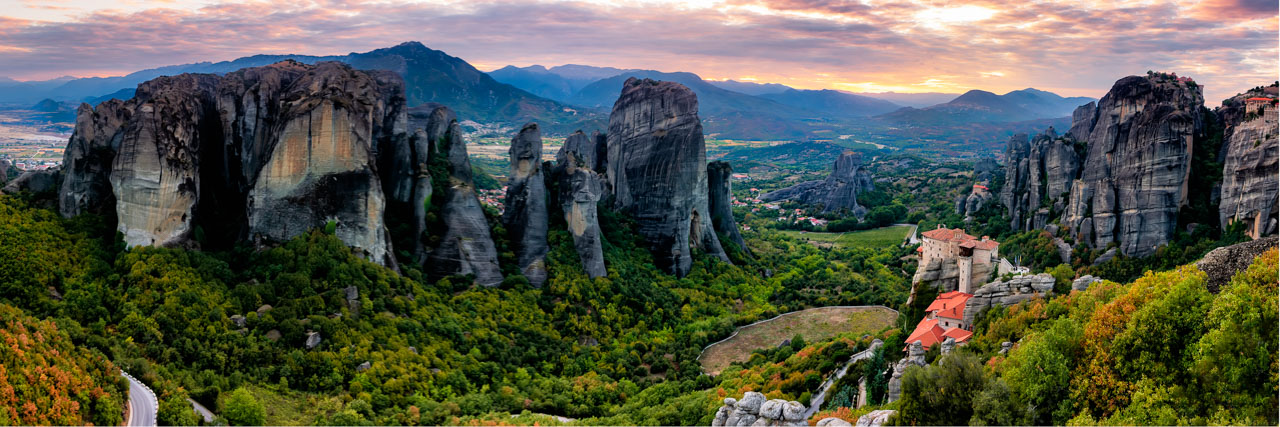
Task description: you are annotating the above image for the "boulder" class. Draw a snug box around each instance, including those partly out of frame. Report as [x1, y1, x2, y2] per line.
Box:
[230, 315, 246, 328]
[265, 329, 281, 342]
[708, 161, 747, 253]
[713, 398, 737, 426]
[940, 337, 956, 355]
[1196, 236, 1279, 292]
[854, 410, 896, 427]
[502, 123, 550, 286]
[817, 418, 853, 427]
[1053, 237, 1072, 263]
[423, 107, 504, 286]
[256, 304, 272, 315]
[1093, 247, 1117, 266]
[356, 361, 371, 372]
[762, 151, 874, 217]
[759, 400, 784, 420]
[999, 341, 1013, 354]
[1072, 275, 1101, 292]
[304, 331, 322, 349]
[606, 78, 729, 276]
[781, 401, 806, 423]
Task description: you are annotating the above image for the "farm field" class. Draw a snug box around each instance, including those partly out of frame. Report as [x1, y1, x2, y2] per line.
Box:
[779, 225, 913, 248]
[698, 306, 898, 375]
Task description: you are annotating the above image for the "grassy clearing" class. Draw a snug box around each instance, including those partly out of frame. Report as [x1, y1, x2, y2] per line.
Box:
[238, 384, 344, 425]
[780, 225, 913, 248]
[699, 306, 898, 375]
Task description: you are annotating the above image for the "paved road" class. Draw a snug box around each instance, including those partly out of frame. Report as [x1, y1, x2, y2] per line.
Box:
[804, 340, 883, 419]
[121, 370, 158, 427]
[189, 398, 216, 423]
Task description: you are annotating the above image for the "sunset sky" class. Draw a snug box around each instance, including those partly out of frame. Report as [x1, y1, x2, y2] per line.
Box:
[0, 0, 1275, 102]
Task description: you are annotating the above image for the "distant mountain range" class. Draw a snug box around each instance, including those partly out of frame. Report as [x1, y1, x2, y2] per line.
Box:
[0, 41, 1094, 142]
[876, 88, 1095, 125]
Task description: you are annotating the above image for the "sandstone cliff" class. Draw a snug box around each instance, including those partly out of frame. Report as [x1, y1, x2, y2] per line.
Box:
[606, 77, 729, 276]
[503, 123, 550, 286]
[60, 61, 407, 266]
[1217, 89, 1278, 238]
[707, 161, 747, 253]
[59, 99, 133, 217]
[1062, 75, 1205, 256]
[556, 132, 608, 278]
[1000, 128, 1081, 231]
[423, 106, 504, 286]
[762, 151, 874, 216]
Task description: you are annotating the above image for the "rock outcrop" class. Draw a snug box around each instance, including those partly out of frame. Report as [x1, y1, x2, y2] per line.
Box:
[423, 106, 504, 286]
[556, 137, 608, 278]
[1072, 275, 1101, 292]
[1000, 128, 1082, 231]
[962, 273, 1055, 325]
[886, 341, 927, 403]
[55, 61, 406, 266]
[2, 169, 60, 195]
[712, 393, 807, 427]
[59, 99, 133, 217]
[502, 123, 549, 286]
[853, 410, 896, 427]
[708, 161, 747, 253]
[1062, 75, 1205, 257]
[762, 151, 874, 216]
[606, 78, 729, 276]
[1217, 90, 1278, 239]
[109, 73, 221, 248]
[1196, 236, 1278, 293]
[557, 130, 607, 174]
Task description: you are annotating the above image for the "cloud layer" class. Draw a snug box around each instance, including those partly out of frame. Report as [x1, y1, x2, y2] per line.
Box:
[0, 0, 1274, 102]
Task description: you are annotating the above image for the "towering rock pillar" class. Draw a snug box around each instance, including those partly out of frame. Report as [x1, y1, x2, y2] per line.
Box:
[606, 77, 729, 276]
[556, 131, 608, 278]
[707, 161, 747, 253]
[59, 100, 133, 218]
[1218, 89, 1278, 238]
[1064, 74, 1204, 256]
[503, 123, 550, 286]
[424, 107, 504, 286]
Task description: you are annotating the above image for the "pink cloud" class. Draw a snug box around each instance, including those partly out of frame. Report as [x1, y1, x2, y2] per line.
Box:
[0, 0, 1273, 103]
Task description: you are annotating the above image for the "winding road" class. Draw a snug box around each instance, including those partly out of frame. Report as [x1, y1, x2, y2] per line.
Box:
[803, 340, 883, 419]
[121, 370, 158, 427]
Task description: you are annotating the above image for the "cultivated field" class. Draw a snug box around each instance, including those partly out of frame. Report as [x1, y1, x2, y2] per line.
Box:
[699, 306, 898, 375]
[780, 225, 913, 248]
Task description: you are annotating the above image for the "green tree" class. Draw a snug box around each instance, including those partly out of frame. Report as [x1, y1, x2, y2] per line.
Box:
[892, 353, 987, 425]
[224, 387, 266, 426]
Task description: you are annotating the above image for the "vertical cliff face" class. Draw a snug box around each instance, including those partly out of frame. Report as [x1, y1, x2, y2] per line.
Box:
[502, 123, 550, 286]
[606, 77, 729, 276]
[1001, 128, 1082, 231]
[707, 161, 747, 253]
[760, 151, 874, 216]
[557, 150, 608, 278]
[1063, 75, 1205, 256]
[424, 107, 504, 286]
[1217, 89, 1278, 238]
[59, 100, 133, 218]
[62, 61, 409, 267]
[110, 74, 222, 248]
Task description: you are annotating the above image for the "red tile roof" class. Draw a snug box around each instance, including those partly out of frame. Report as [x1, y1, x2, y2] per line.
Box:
[921, 227, 977, 242]
[1246, 97, 1272, 102]
[903, 318, 946, 351]
[959, 239, 1000, 251]
[926, 291, 972, 320]
[942, 327, 973, 342]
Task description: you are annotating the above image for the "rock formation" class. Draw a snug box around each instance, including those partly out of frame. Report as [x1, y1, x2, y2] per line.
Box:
[1217, 90, 1278, 239]
[423, 106, 504, 286]
[556, 136, 608, 278]
[1071, 275, 1101, 292]
[1062, 75, 1205, 257]
[853, 410, 896, 427]
[57, 61, 408, 266]
[1000, 128, 1081, 231]
[2, 169, 60, 195]
[1196, 235, 1278, 293]
[502, 123, 549, 286]
[762, 151, 874, 216]
[708, 161, 747, 253]
[0, 160, 7, 185]
[109, 73, 221, 248]
[558, 130, 607, 174]
[59, 99, 133, 217]
[886, 341, 927, 403]
[961, 273, 1055, 325]
[606, 77, 729, 276]
[712, 393, 807, 427]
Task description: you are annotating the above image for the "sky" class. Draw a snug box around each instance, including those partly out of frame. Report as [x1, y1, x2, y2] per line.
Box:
[0, 0, 1275, 102]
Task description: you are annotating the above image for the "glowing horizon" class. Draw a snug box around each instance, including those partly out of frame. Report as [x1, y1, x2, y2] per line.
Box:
[0, 0, 1275, 102]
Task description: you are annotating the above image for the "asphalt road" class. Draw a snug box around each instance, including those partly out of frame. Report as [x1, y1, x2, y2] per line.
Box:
[121, 370, 158, 427]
